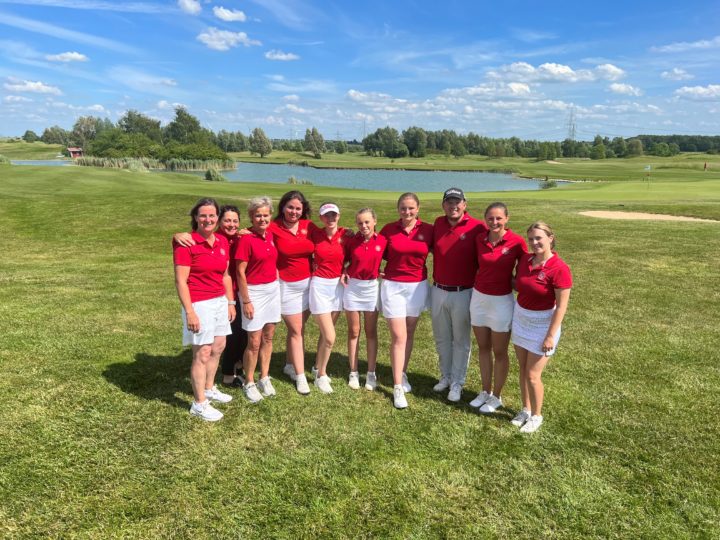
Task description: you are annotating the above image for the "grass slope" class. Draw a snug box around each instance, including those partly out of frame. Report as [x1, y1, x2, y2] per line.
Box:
[0, 164, 718, 538]
[0, 140, 65, 160]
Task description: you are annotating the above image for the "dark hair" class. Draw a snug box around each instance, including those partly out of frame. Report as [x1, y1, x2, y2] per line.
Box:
[189, 198, 219, 231]
[277, 190, 311, 220]
[219, 204, 240, 221]
[397, 192, 420, 208]
[484, 202, 508, 217]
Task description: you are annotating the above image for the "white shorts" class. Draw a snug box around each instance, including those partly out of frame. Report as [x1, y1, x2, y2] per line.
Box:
[470, 290, 515, 332]
[381, 279, 429, 319]
[182, 295, 232, 346]
[343, 278, 380, 312]
[511, 302, 561, 357]
[242, 281, 281, 332]
[279, 278, 310, 315]
[309, 276, 343, 314]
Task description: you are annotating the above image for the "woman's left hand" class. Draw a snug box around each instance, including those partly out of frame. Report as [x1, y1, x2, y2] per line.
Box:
[542, 335, 555, 354]
[228, 304, 236, 322]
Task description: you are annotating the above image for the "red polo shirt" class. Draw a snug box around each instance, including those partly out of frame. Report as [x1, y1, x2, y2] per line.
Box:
[432, 213, 486, 287]
[269, 219, 317, 282]
[380, 219, 434, 282]
[515, 253, 572, 310]
[173, 231, 229, 303]
[217, 230, 239, 300]
[311, 226, 347, 279]
[344, 233, 387, 280]
[474, 229, 527, 295]
[234, 230, 278, 285]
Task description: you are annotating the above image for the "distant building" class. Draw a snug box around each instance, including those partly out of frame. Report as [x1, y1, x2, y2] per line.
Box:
[67, 147, 84, 158]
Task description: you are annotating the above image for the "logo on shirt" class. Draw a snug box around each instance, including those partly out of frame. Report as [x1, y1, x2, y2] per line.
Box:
[537, 271, 546, 281]
[375, 245, 382, 252]
[417, 234, 425, 241]
[337, 237, 343, 244]
[271, 241, 275, 247]
[220, 248, 226, 256]
[460, 233, 466, 240]
[502, 247, 509, 255]
[300, 228, 307, 235]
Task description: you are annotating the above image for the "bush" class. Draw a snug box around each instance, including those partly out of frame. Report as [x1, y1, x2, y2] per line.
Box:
[205, 168, 226, 182]
[540, 178, 558, 189]
[0, 155, 10, 164]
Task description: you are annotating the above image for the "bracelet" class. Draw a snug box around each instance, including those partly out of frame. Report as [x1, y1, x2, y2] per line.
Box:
[243, 300, 252, 304]
[227, 301, 236, 305]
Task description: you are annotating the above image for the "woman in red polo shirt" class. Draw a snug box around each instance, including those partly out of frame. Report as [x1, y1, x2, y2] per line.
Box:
[511, 221, 572, 433]
[268, 191, 316, 394]
[308, 202, 347, 394]
[173, 198, 235, 422]
[236, 196, 281, 404]
[469, 202, 527, 414]
[342, 207, 386, 391]
[379, 192, 434, 409]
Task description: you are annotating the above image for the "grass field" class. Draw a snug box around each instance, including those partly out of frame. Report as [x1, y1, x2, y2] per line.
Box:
[1, 163, 719, 538]
[0, 140, 65, 160]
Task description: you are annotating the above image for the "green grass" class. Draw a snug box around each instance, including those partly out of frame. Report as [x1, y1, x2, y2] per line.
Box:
[0, 140, 65, 160]
[231, 149, 720, 182]
[0, 164, 718, 538]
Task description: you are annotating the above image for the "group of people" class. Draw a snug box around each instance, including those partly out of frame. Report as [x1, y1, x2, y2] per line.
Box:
[172, 188, 572, 433]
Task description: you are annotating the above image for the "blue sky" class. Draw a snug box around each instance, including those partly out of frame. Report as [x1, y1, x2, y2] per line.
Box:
[1, 0, 719, 141]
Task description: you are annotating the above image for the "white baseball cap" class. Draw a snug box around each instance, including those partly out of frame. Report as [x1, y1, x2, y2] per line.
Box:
[319, 203, 340, 215]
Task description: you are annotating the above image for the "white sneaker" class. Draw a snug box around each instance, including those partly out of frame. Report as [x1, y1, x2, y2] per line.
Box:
[189, 399, 223, 421]
[295, 373, 311, 395]
[348, 371, 360, 389]
[314, 375, 334, 394]
[393, 385, 408, 409]
[479, 394, 503, 414]
[257, 376, 276, 397]
[511, 408, 531, 427]
[282, 363, 297, 381]
[311, 366, 319, 380]
[520, 414, 544, 433]
[447, 383, 462, 402]
[433, 376, 450, 392]
[401, 372, 412, 393]
[365, 371, 377, 391]
[243, 382, 264, 403]
[469, 390, 491, 408]
[204, 385, 233, 403]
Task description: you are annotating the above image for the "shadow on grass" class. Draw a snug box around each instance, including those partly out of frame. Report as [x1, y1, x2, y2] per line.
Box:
[102, 350, 192, 409]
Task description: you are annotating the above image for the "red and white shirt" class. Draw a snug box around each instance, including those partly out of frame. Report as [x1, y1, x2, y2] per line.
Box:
[217, 230, 239, 300]
[268, 219, 317, 282]
[234, 230, 278, 285]
[173, 231, 229, 303]
[515, 253, 572, 311]
[474, 229, 527, 296]
[380, 219, 434, 282]
[344, 233, 387, 280]
[432, 213, 486, 287]
[310, 226, 347, 279]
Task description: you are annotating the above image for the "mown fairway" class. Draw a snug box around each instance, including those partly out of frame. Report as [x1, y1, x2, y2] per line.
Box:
[0, 163, 718, 538]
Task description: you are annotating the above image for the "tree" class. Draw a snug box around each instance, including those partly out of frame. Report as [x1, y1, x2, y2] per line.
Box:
[164, 107, 203, 144]
[362, 132, 382, 156]
[611, 137, 627, 158]
[334, 140, 348, 154]
[451, 138, 467, 157]
[402, 126, 428, 157]
[22, 130, 39, 143]
[41, 125, 69, 145]
[590, 143, 606, 160]
[71, 116, 112, 149]
[303, 127, 325, 158]
[249, 127, 272, 157]
[118, 110, 162, 142]
[627, 138, 643, 157]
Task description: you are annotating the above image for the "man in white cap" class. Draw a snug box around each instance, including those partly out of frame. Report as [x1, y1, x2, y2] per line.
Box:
[431, 188, 486, 402]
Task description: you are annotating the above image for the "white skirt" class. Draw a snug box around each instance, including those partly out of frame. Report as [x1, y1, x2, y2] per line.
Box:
[241, 281, 281, 332]
[380, 279, 429, 318]
[181, 295, 232, 346]
[343, 278, 379, 312]
[511, 302, 561, 357]
[279, 277, 310, 315]
[309, 276, 343, 314]
[470, 290, 515, 332]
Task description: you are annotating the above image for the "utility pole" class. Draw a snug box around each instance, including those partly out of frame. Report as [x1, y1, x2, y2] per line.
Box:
[566, 107, 577, 141]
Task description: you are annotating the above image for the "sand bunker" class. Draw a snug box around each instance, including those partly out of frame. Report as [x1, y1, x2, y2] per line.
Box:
[545, 160, 563, 164]
[579, 211, 718, 223]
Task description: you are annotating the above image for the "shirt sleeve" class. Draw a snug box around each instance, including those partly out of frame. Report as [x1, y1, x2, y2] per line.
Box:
[235, 236, 251, 262]
[173, 241, 191, 266]
[552, 261, 573, 289]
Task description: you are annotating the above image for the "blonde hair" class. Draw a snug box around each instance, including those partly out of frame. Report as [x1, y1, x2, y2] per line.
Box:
[527, 221, 556, 249]
[356, 207, 377, 220]
[247, 196, 273, 215]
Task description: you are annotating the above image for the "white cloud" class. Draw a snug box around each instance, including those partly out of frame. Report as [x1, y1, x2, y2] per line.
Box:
[487, 62, 625, 83]
[197, 27, 261, 51]
[106, 67, 177, 95]
[651, 35, 720, 53]
[45, 51, 88, 62]
[265, 49, 300, 61]
[441, 82, 534, 100]
[213, 6, 246, 22]
[674, 84, 720, 101]
[3, 95, 32, 103]
[283, 94, 299, 101]
[268, 78, 335, 93]
[511, 28, 556, 43]
[178, 0, 201, 15]
[661, 68, 693, 81]
[87, 104, 106, 112]
[277, 103, 309, 114]
[3, 78, 61, 95]
[609, 83, 643, 96]
[157, 100, 186, 110]
[507, 82, 531, 95]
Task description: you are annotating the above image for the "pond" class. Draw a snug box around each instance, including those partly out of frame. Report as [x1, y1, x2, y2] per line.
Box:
[11, 160, 73, 166]
[225, 162, 546, 192]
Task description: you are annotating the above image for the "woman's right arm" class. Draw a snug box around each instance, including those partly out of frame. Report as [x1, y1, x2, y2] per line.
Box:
[236, 260, 254, 320]
[174, 265, 199, 332]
